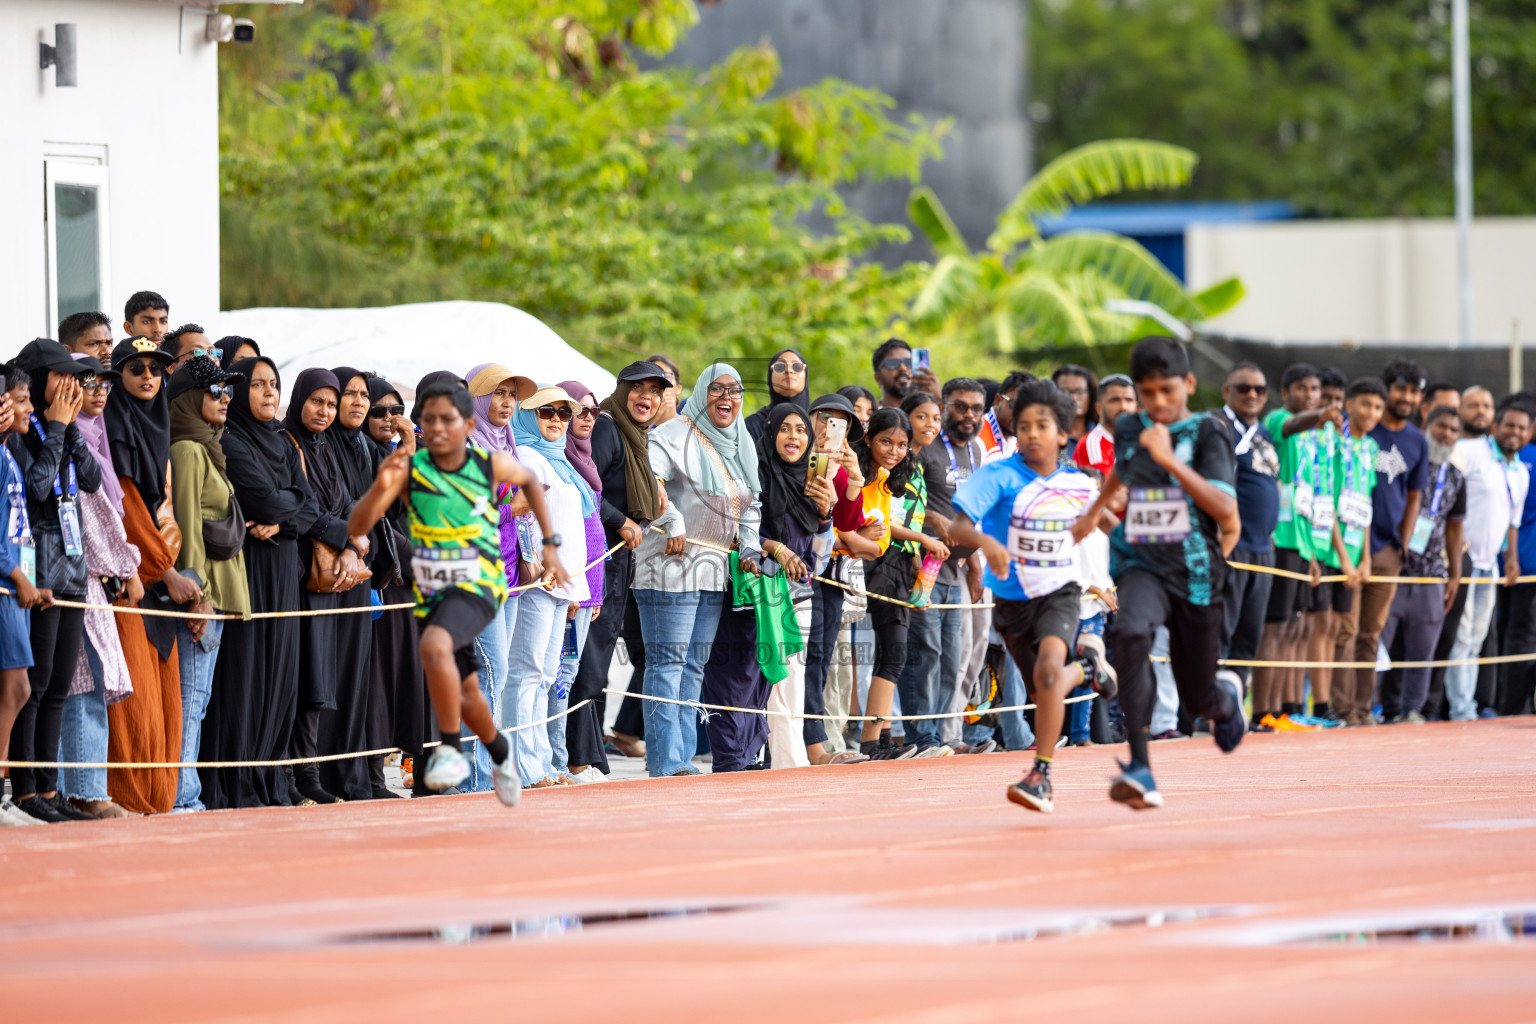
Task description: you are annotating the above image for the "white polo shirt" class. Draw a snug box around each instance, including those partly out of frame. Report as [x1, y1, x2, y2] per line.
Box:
[1452, 435, 1530, 570]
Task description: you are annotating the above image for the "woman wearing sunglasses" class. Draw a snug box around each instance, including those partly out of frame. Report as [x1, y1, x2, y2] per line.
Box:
[506, 385, 593, 789]
[167, 357, 251, 812]
[744, 347, 810, 444]
[461, 363, 534, 793]
[634, 363, 762, 777]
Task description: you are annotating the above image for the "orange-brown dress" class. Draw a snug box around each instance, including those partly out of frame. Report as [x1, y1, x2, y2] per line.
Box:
[106, 482, 182, 813]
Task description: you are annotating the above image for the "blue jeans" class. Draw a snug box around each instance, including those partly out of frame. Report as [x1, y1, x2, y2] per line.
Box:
[507, 587, 563, 784]
[1069, 613, 1105, 743]
[60, 642, 109, 801]
[634, 588, 725, 777]
[990, 621, 1035, 751]
[1151, 625, 1180, 734]
[468, 596, 518, 792]
[896, 582, 963, 749]
[174, 619, 225, 812]
[1446, 567, 1498, 720]
[550, 605, 594, 774]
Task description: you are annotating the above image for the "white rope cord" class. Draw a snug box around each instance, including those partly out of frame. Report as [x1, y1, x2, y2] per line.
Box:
[602, 687, 1096, 722]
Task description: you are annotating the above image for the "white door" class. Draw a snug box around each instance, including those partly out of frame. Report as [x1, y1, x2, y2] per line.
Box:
[44, 159, 112, 338]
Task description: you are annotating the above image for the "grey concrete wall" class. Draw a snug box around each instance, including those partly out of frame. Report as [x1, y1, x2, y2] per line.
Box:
[664, 0, 1030, 262]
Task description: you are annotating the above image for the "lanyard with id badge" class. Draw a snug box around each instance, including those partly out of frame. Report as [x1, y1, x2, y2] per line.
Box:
[1337, 437, 1374, 549]
[30, 415, 82, 558]
[3, 446, 34, 584]
[1407, 462, 1448, 555]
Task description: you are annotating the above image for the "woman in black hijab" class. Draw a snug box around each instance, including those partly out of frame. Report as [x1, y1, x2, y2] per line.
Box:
[217, 337, 260, 370]
[700, 403, 837, 771]
[200, 356, 319, 808]
[282, 368, 371, 804]
[361, 374, 429, 796]
[744, 347, 810, 443]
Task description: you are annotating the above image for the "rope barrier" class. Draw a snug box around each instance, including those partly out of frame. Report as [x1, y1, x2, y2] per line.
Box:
[602, 687, 1096, 722]
[1227, 560, 1536, 586]
[1155, 650, 1536, 670]
[0, 700, 592, 770]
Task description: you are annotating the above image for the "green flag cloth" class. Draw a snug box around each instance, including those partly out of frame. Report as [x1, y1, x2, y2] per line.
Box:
[730, 551, 805, 684]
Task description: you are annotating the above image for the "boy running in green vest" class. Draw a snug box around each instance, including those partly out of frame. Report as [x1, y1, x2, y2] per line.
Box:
[350, 381, 568, 806]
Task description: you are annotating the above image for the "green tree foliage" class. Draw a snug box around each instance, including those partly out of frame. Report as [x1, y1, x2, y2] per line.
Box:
[907, 139, 1243, 356]
[1031, 0, 1536, 216]
[219, 0, 948, 390]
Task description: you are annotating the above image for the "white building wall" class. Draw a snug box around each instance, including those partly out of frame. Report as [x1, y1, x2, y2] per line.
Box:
[0, 0, 220, 341]
[1186, 217, 1536, 347]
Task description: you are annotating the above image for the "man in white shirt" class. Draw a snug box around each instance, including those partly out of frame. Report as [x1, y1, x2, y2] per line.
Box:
[1445, 393, 1534, 719]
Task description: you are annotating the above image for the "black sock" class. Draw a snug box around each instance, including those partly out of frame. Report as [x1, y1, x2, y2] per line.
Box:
[1128, 727, 1150, 768]
[438, 729, 462, 752]
[486, 733, 510, 765]
[1032, 756, 1052, 781]
[1282, 702, 1303, 717]
[1313, 701, 1331, 717]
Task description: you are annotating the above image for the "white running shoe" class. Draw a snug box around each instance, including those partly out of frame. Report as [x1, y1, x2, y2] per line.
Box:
[569, 766, 605, 784]
[422, 745, 471, 792]
[491, 753, 522, 808]
[0, 797, 42, 826]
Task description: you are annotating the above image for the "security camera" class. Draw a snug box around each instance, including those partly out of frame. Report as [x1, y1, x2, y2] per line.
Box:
[232, 19, 255, 44]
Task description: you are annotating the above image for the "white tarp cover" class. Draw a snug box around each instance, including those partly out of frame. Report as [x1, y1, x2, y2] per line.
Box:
[210, 300, 617, 401]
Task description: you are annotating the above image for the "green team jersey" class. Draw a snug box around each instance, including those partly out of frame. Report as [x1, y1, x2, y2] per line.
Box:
[406, 446, 508, 613]
[894, 470, 929, 557]
[1324, 431, 1379, 570]
[1293, 423, 1339, 564]
[1264, 408, 1306, 552]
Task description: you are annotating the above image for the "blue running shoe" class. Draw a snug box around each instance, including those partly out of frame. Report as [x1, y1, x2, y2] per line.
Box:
[1212, 670, 1246, 753]
[1109, 759, 1163, 810]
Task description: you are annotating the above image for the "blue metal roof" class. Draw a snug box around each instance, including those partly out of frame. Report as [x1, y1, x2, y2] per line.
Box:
[1037, 200, 1296, 237]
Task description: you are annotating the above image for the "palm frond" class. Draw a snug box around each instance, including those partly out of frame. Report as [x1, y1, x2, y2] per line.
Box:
[911, 253, 981, 324]
[1027, 231, 1203, 320]
[1193, 275, 1246, 319]
[1000, 271, 1098, 348]
[987, 139, 1197, 255]
[907, 186, 969, 257]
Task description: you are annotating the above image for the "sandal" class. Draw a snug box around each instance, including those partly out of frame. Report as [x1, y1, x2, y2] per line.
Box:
[827, 751, 870, 765]
[606, 732, 646, 758]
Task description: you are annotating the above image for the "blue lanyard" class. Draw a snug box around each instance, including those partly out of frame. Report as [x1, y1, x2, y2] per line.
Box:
[2, 446, 30, 543]
[29, 415, 76, 502]
[1427, 461, 1448, 517]
[1488, 435, 1516, 509]
[1343, 432, 1367, 495]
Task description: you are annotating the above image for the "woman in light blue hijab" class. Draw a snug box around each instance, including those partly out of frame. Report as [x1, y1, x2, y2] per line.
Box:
[631, 362, 766, 777]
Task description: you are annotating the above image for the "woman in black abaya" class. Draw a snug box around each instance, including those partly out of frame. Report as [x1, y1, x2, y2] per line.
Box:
[283, 368, 372, 804]
[361, 374, 427, 796]
[744, 347, 810, 443]
[201, 356, 319, 808]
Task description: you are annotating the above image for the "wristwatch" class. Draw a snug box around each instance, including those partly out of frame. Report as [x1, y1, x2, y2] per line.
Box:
[542, 534, 562, 548]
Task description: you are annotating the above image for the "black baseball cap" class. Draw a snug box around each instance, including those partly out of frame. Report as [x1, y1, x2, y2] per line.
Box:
[13, 338, 92, 379]
[111, 336, 175, 371]
[808, 392, 866, 445]
[167, 356, 245, 402]
[616, 360, 672, 385]
[69, 355, 116, 381]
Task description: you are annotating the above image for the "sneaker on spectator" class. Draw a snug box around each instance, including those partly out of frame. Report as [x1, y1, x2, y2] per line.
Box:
[0, 797, 42, 826]
[913, 744, 953, 758]
[972, 739, 1000, 754]
[1478, 707, 1500, 719]
[1392, 710, 1428, 725]
[569, 766, 605, 784]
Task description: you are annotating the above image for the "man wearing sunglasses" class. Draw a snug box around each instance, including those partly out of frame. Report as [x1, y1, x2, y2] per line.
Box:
[162, 324, 220, 375]
[871, 338, 915, 410]
[1217, 363, 1281, 712]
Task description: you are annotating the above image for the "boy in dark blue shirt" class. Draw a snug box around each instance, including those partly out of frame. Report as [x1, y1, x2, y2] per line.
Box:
[1071, 337, 1245, 810]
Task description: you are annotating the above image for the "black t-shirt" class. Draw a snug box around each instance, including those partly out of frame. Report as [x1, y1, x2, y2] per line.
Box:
[1402, 460, 1466, 579]
[920, 432, 981, 585]
[1108, 411, 1237, 607]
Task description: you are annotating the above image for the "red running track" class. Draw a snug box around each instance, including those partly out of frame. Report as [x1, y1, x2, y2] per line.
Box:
[4, 719, 1536, 1023]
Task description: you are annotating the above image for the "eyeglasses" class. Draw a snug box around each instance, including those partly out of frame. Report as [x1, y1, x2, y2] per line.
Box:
[946, 400, 985, 415]
[574, 405, 598, 420]
[772, 360, 806, 375]
[706, 384, 746, 399]
[536, 405, 573, 422]
[879, 357, 912, 372]
[82, 379, 113, 395]
[190, 347, 221, 360]
[369, 405, 406, 420]
[1060, 386, 1089, 397]
[206, 384, 235, 399]
[125, 360, 165, 378]
[1230, 383, 1268, 396]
